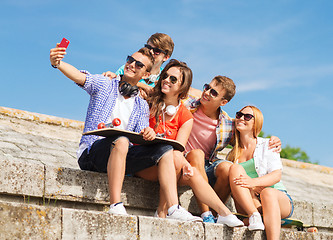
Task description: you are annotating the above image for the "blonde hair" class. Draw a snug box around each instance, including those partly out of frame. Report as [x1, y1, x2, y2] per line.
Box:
[227, 106, 264, 163]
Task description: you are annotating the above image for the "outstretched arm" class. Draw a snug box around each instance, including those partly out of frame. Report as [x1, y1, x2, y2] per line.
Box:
[50, 43, 86, 86]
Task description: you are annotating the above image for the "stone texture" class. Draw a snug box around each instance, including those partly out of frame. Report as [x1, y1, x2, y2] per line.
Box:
[45, 166, 109, 203]
[2, 107, 333, 239]
[0, 157, 44, 197]
[45, 166, 161, 210]
[292, 201, 314, 226]
[0, 201, 61, 240]
[313, 203, 333, 229]
[138, 216, 204, 240]
[62, 208, 138, 240]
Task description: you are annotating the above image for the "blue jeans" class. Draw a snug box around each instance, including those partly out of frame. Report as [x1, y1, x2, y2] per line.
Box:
[78, 136, 173, 175]
[205, 159, 232, 187]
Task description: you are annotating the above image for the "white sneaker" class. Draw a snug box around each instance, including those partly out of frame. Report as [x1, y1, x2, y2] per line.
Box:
[166, 206, 203, 222]
[108, 202, 128, 215]
[248, 212, 265, 231]
[216, 214, 244, 227]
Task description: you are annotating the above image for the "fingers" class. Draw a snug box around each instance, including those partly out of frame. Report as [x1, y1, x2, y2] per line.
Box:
[102, 71, 116, 79]
[273, 145, 282, 153]
[182, 165, 193, 180]
[50, 46, 66, 66]
[141, 127, 156, 141]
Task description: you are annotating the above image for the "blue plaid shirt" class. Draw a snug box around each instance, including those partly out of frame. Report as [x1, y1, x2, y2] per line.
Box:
[78, 71, 149, 154]
[182, 95, 235, 162]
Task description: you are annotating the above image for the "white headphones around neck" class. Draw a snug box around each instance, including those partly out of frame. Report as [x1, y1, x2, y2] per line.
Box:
[162, 102, 180, 116]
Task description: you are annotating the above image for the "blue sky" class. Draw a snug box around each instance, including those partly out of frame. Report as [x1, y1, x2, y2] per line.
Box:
[1, 0, 333, 167]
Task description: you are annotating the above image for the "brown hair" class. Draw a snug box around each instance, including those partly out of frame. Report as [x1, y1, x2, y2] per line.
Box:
[147, 33, 174, 57]
[137, 47, 155, 72]
[227, 106, 264, 163]
[148, 59, 192, 127]
[212, 75, 236, 102]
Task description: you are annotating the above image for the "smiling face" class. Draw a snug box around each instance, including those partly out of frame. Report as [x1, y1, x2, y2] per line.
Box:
[123, 52, 151, 83]
[146, 41, 169, 68]
[161, 66, 182, 97]
[199, 79, 229, 110]
[235, 107, 255, 133]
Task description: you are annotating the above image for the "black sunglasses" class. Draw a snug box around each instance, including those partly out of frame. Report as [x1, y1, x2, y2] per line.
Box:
[162, 73, 178, 84]
[203, 84, 219, 98]
[235, 112, 255, 121]
[144, 44, 166, 55]
[126, 55, 146, 69]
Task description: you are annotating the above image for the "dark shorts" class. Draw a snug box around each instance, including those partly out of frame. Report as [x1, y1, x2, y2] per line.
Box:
[78, 136, 173, 175]
[205, 159, 232, 187]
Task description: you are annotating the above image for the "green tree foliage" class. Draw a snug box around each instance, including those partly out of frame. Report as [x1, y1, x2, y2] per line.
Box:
[280, 144, 312, 163]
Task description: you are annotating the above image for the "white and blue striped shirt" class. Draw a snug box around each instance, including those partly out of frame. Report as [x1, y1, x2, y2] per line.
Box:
[77, 71, 149, 158]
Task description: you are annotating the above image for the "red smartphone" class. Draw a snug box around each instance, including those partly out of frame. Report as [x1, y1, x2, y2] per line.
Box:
[58, 38, 70, 49]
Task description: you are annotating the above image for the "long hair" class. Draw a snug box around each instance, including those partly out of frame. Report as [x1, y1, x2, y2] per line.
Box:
[147, 59, 192, 129]
[227, 106, 264, 163]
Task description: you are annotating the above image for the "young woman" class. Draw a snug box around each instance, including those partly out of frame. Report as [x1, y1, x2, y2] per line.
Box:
[227, 106, 293, 239]
[136, 59, 244, 227]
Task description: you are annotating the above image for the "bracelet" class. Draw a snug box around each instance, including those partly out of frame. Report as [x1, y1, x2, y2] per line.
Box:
[51, 63, 59, 69]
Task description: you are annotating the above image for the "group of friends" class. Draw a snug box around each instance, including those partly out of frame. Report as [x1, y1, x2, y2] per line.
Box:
[50, 33, 294, 240]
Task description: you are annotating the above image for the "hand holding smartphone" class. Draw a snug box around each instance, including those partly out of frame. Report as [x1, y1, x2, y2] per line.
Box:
[58, 38, 70, 49]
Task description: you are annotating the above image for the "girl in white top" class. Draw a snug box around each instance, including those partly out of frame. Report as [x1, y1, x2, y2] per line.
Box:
[227, 106, 293, 240]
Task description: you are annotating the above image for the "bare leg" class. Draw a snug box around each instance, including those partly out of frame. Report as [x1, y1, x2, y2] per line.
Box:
[186, 149, 210, 214]
[260, 188, 292, 240]
[136, 150, 179, 212]
[229, 164, 258, 215]
[179, 167, 232, 217]
[214, 161, 232, 203]
[107, 137, 129, 204]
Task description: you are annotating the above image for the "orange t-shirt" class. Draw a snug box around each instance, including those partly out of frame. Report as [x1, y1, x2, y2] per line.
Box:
[149, 103, 193, 140]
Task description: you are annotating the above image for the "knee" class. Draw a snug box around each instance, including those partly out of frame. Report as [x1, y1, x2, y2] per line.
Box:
[260, 188, 276, 201]
[215, 161, 232, 179]
[113, 137, 129, 153]
[228, 163, 244, 176]
[186, 149, 205, 169]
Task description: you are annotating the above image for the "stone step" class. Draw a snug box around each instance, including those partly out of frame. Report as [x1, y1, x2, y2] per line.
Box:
[1, 156, 333, 232]
[1, 201, 332, 240]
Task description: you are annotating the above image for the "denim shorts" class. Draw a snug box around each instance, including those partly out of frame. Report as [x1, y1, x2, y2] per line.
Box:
[205, 159, 232, 187]
[78, 136, 173, 175]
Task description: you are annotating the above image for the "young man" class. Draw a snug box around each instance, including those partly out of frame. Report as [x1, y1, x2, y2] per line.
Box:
[104, 33, 174, 98]
[103, 32, 199, 98]
[182, 76, 281, 222]
[49, 43, 201, 221]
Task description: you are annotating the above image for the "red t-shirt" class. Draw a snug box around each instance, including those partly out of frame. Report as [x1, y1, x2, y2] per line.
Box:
[149, 103, 193, 140]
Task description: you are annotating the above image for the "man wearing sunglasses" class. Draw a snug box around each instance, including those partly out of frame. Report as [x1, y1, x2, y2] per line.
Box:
[102, 33, 174, 98]
[182, 76, 282, 223]
[50, 44, 200, 220]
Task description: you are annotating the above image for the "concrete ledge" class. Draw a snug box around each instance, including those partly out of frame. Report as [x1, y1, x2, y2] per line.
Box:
[0, 106, 84, 130]
[1, 201, 331, 240]
[63, 208, 138, 240]
[0, 156, 44, 197]
[0, 201, 61, 240]
[1, 156, 333, 230]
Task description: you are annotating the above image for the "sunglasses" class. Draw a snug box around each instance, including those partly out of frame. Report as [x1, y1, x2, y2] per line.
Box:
[126, 55, 146, 69]
[162, 73, 179, 84]
[203, 84, 219, 98]
[235, 112, 255, 121]
[144, 44, 166, 55]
